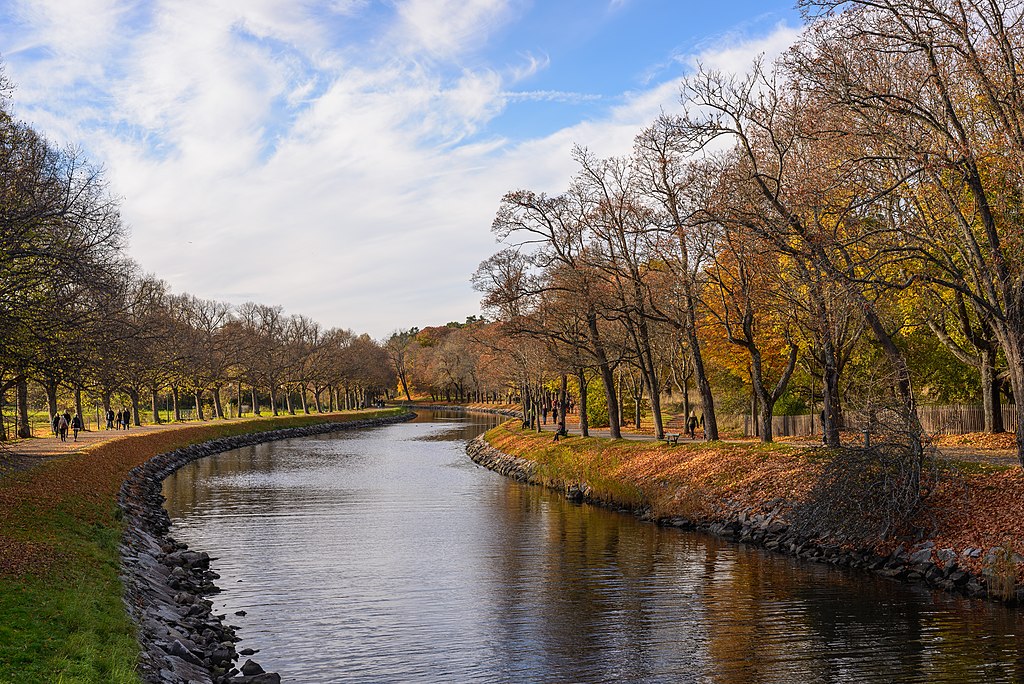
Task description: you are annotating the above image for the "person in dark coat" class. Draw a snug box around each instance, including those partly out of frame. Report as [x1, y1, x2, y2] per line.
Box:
[106, 408, 115, 430]
[51, 412, 61, 437]
[686, 414, 698, 439]
[71, 413, 84, 441]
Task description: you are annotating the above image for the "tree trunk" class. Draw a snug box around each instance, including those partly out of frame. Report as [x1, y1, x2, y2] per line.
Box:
[252, 387, 261, 416]
[558, 374, 568, 435]
[300, 384, 310, 414]
[74, 387, 84, 422]
[981, 348, 1005, 433]
[42, 379, 58, 420]
[212, 385, 225, 420]
[172, 386, 181, 421]
[17, 376, 30, 438]
[128, 390, 142, 426]
[313, 387, 323, 413]
[577, 368, 590, 437]
[821, 340, 842, 448]
[194, 390, 205, 421]
[151, 387, 162, 424]
[285, 389, 295, 415]
[269, 386, 279, 416]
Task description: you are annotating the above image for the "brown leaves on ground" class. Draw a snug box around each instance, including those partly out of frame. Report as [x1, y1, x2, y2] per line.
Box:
[489, 422, 818, 521]
[934, 431, 1016, 451]
[926, 468, 1024, 579]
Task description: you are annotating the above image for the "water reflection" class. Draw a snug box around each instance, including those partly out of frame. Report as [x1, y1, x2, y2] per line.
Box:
[163, 410, 1024, 683]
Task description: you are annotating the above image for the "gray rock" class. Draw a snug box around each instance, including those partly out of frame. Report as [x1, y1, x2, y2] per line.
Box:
[936, 548, 957, 569]
[167, 639, 203, 667]
[241, 659, 266, 675]
[908, 548, 932, 564]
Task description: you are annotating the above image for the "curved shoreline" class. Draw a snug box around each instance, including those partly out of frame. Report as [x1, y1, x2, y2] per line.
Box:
[466, 434, 1006, 606]
[118, 412, 415, 684]
[393, 403, 522, 420]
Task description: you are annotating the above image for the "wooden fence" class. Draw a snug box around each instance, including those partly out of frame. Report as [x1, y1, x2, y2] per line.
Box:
[741, 404, 1018, 438]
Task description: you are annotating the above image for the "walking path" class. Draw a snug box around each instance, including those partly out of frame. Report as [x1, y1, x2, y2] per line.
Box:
[526, 416, 1021, 467]
[0, 415, 354, 477]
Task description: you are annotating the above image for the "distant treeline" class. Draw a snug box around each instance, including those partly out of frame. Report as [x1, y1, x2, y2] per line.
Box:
[0, 66, 394, 436]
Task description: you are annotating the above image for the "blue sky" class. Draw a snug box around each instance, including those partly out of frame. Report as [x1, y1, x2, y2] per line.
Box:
[0, 0, 801, 337]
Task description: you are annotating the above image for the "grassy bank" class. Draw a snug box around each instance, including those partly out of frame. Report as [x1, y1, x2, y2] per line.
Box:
[484, 421, 1024, 585]
[0, 408, 405, 684]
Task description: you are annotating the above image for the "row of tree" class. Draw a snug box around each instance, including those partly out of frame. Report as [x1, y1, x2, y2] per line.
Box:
[467, 0, 1024, 466]
[0, 68, 394, 438]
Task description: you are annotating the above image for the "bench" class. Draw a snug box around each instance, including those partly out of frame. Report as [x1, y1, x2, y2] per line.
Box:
[663, 433, 680, 446]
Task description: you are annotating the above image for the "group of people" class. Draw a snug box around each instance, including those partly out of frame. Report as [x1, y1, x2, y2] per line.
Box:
[106, 407, 132, 430]
[51, 409, 84, 442]
[540, 396, 575, 426]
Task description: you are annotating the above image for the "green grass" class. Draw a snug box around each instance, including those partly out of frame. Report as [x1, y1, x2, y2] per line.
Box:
[0, 408, 407, 684]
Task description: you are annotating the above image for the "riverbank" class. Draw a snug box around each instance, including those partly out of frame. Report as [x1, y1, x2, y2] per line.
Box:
[472, 421, 1024, 606]
[0, 408, 407, 684]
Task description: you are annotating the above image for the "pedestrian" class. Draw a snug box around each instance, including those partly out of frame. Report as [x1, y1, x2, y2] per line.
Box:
[63, 408, 72, 431]
[686, 414, 698, 439]
[106, 408, 115, 430]
[58, 413, 69, 442]
[541, 404, 548, 425]
[122, 408, 131, 430]
[51, 412, 61, 437]
[71, 413, 83, 441]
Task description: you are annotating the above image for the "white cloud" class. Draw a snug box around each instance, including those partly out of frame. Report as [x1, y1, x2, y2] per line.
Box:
[392, 0, 518, 60]
[2, 3, 802, 336]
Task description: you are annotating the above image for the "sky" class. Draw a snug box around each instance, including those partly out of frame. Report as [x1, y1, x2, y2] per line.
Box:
[0, 0, 802, 339]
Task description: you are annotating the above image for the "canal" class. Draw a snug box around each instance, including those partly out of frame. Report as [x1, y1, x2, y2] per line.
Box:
[162, 409, 1024, 683]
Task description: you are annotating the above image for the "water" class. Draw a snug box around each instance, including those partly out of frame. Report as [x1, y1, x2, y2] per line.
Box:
[163, 410, 1024, 683]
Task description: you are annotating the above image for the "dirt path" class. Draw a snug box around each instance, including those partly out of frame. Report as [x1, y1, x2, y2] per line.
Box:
[1, 419, 268, 477]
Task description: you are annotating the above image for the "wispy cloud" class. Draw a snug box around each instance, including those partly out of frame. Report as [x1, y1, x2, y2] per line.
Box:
[502, 90, 602, 104]
[0, 1, 801, 336]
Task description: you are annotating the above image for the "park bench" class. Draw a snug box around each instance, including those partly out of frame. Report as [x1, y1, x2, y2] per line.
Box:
[663, 432, 680, 446]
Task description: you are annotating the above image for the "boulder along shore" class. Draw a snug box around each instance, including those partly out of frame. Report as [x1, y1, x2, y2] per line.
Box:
[118, 412, 415, 684]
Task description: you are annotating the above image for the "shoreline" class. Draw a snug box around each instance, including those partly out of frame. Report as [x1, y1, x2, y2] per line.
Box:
[118, 411, 415, 684]
[466, 431, 1016, 607]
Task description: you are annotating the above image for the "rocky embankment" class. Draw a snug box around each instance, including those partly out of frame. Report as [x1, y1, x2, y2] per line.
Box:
[467, 435, 1017, 605]
[118, 413, 414, 684]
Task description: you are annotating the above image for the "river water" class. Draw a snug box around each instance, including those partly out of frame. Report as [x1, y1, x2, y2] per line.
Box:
[162, 410, 1024, 683]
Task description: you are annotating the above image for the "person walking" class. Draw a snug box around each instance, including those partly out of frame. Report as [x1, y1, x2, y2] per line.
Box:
[686, 414, 698, 439]
[106, 408, 115, 430]
[57, 413, 69, 442]
[51, 412, 61, 437]
[71, 413, 83, 441]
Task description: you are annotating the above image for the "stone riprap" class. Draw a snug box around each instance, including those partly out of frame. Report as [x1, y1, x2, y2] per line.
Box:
[118, 413, 414, 684]
[466, 434, 1017, 606]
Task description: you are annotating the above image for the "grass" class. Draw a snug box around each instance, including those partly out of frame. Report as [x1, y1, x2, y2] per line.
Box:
[483, 420, 810, 517]
[0, 408, 406, 684]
